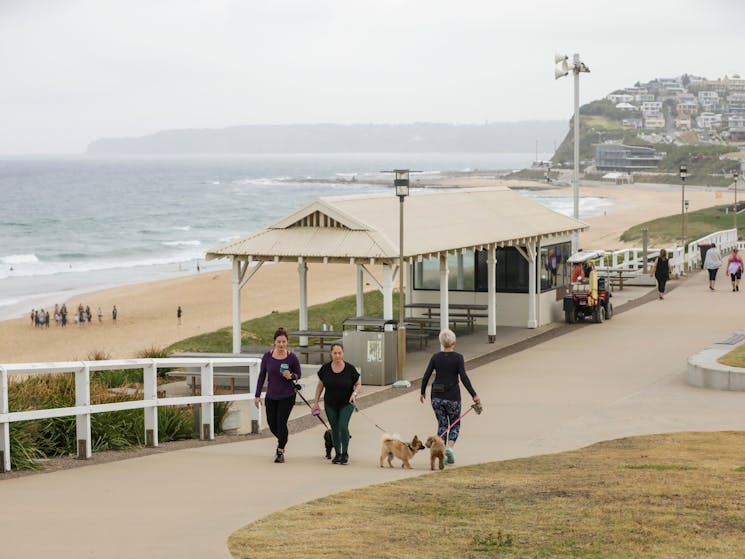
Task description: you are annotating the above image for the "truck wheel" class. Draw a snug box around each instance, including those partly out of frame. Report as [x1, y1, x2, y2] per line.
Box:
[605, 302, 613, 320]
[565, 309, 576, 324]
[593, 305, 604, 323]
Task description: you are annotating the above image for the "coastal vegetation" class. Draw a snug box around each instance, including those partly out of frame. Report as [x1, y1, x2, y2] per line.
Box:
[6, 355, 232, 470]
[228, 431, 745, 558]
[620, 204, 742, 244]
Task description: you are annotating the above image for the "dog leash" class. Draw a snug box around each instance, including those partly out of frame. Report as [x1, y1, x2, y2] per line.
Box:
[352, 404, 390, 433]
[290, 380, 330, 429]
[438, 402, 483, 441]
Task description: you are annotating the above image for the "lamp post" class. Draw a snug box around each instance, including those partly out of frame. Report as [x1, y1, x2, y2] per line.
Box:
[555, 52, 590, 253]
[734, 169, 739, 238]
[680, 164, 688, 270]
[394, 170, 409, 382]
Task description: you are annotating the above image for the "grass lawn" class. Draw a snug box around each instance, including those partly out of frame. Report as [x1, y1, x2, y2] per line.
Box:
[718, 343, 745, 368]
[228, 431, 745, 559]
[167, 290, 395, 353]
[620, 204, 740, 245]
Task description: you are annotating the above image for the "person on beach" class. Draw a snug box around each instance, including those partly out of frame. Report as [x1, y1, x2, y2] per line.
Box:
[177, 305, 182, 325]
[726, 248, 743, 292]
[420, 329, 480, 465]
[97, 306, 103, 322]
[703, 243, 723, 290]
[254, 327, 302, 463]
[112, 305, 118, 323]
[650, 248, 673, 299]
[312, 343, 360, 465]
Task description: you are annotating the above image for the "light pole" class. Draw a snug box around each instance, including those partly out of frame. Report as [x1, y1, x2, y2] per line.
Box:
[680, 164, 688, 270]
[394, 170, 409, 382]
[555, 52, 590, 253]
[734, 169, 739, 238]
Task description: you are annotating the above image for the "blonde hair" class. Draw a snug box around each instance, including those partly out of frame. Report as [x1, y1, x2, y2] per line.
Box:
[439, 329, 456, 348]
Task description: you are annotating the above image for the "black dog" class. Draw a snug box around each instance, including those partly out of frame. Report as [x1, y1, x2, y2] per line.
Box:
[324, 429, 333, 459]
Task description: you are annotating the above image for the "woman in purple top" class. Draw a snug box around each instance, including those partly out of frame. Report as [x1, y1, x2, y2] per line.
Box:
[254, 327, 302, 463]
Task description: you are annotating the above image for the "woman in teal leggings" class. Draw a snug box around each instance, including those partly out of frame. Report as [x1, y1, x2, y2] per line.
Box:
[313, 343, 361, 464]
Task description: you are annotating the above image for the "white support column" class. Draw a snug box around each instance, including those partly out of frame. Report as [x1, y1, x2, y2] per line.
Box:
[75, 364, 92, 460]
[382, 263, 393, 330]
[298, 258, 309, 346]
[356, 264, 364, 329]
[439, 254, 450, 334]
[456, 253, 464, 290]
[200, 362, 215, 441]
[0, 366, 10, 472]
[143, 361, 158, 447]
[487, 244, 497, 343]
[248, 361, 262, 434]
[526, 241, 538, 329]
[231, 258, 242, 354]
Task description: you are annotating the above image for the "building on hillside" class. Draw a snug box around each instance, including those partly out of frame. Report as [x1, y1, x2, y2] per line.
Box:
[622, 117, 643, 128]
[675, 115, 692, 130]
[615, 102, 637, 111]
[607, 93, 634, 103]
[727, 114, 745, 140]
[643, 114, 665, 129]
[726, 93, 745, 113]
[697, 112, 723, 129]
[676, 101, 698, 115]
[641, 101, 663, 114]
[595, 144, 663, 173]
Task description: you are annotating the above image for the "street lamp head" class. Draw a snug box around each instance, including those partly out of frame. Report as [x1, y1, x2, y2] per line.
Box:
[679, 164, 688, 180]
[685, 200, 690, 211]
[394, 169, 410, 197]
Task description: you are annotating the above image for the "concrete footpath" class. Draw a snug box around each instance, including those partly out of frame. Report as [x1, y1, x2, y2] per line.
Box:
[2, 269, 745, 558]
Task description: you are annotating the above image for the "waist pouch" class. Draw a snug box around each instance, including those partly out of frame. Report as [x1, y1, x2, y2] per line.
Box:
[431, 383, 453, 394]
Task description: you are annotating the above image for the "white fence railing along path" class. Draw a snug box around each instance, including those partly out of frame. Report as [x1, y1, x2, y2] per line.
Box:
[593, 228, 738, 278]
[0, 357, 261, 473]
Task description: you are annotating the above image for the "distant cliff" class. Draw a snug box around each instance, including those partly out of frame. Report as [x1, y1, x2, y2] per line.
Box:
[87, 122, 567, 154]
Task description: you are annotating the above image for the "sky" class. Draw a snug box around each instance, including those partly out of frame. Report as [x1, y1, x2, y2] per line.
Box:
[1, 0, 744, 154]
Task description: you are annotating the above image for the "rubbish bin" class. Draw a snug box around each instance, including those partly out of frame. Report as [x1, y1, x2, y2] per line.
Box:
[698, 243, 715, 269]
[342, 330, 398, 386]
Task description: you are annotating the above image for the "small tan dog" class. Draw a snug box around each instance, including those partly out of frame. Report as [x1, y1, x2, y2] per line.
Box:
[379, 434, 425, 469]
[425, 435, 446, 470]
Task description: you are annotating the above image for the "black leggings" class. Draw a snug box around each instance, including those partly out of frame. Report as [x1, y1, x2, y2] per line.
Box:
[655, 276, 668, 293]
[265, 396, 295, 449]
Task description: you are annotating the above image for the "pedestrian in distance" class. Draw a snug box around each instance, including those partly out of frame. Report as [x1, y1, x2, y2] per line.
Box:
[420, 329, 481, 465]
[177, 305, 182, 325]
[703, 243, 723, 290]
[254, 327, 302, 463]
[726, 248, 743, 292]
[97, 306, 103, 322]
[112, 305, 118, 323]
[312, 343, 360, 465]
[650, 248, 673, 300]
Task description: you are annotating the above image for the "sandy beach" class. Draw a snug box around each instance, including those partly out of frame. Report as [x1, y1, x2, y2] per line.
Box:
[0, 181, 733, 364]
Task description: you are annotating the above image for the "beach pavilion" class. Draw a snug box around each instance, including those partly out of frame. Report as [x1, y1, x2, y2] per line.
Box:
[206, 187, 587, 354]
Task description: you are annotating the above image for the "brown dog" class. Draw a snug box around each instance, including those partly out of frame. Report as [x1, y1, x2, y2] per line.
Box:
[425, 435, 446, 470]
[379, 435, 425, 469]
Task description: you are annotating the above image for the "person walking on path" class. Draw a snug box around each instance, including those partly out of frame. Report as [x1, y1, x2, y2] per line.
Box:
[726, 248, 743, 292]
[254, 327, 302, 463]
[650, 248, 673, 299]
[704, 243, 723, 290]
[420, 329, 481, 465]
[312, 343, 360, 465]
[177, 305, 182, 325]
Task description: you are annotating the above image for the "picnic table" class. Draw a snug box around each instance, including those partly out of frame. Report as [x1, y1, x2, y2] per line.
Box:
[289, 330, 343, 363]
[405, 302, 488, 331]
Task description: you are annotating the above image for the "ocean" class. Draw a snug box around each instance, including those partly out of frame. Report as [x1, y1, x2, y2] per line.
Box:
[0, 153, 611, 320]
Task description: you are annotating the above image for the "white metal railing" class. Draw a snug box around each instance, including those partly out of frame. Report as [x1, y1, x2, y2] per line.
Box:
[593, 228, 739, 278]
[0, 357, 260, 473]
[686, 228, 738, 270]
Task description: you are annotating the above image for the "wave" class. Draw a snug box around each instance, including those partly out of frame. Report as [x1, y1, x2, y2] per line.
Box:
[1, 253, 39, 264]
[162, 240, 201, 247]
[172, 225, 192, 231]
[231, 176, 292, 187]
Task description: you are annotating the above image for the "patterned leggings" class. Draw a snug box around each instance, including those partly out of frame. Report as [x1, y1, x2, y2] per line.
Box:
[431, 398, 462, 442]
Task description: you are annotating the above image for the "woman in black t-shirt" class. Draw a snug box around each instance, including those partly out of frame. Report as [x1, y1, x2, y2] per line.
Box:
[313, 343, 360, 465]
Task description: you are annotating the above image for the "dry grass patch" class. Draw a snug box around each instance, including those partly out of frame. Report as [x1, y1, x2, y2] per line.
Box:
[718, 343, 745, 368]
[229, 432, 745, 558]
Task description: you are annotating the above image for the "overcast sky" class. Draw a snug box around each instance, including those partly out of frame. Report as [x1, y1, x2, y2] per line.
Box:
[1, 0, 743, 154]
